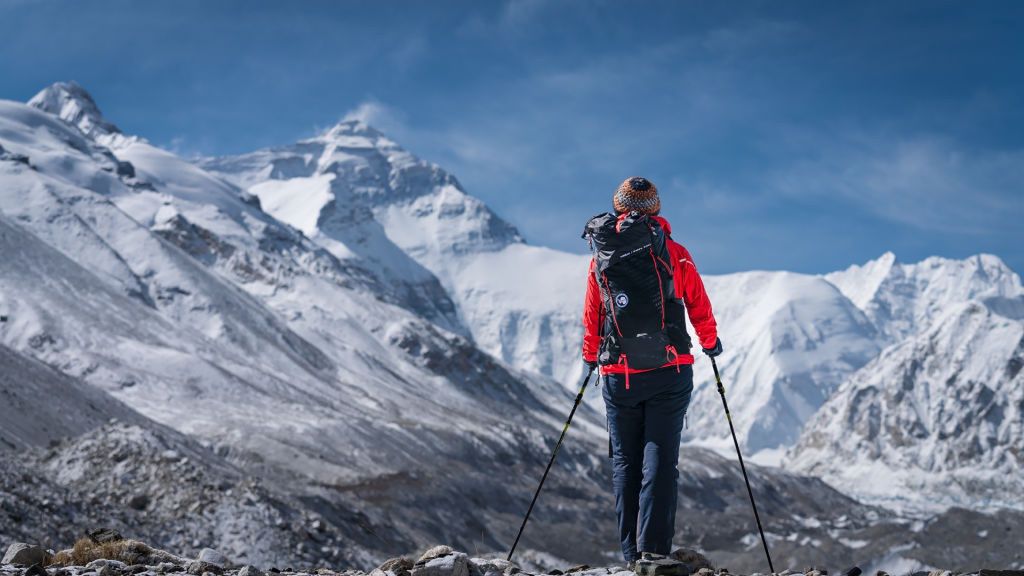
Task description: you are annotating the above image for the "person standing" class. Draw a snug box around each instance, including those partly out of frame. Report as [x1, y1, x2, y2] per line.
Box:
[581, 176, 722, 565]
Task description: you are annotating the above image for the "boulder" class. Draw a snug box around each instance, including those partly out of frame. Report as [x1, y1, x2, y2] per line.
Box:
[412, 552, 469, 576]
[25, 564, 47, 576]
[469, 559, 516, 576]
[196, 549, 228, 570]
[669, 550, 712, 572]
[417, 547, 454, 564]
[187, 560, 223, 575]
[378, 558, 414, 576]
[3, 543, 52, 567]
[86, 560, 128, 571]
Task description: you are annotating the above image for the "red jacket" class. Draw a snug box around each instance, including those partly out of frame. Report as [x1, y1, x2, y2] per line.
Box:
[582, 215, 718, 375]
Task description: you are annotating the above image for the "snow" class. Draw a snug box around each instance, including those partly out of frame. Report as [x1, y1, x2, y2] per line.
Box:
[787, 299, 1024, 512]
[249, 173, 336, 237]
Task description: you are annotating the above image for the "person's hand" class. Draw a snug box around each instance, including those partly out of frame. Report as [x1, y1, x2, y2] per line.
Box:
[702, 338, 723, 358]
[583, 358, 599, 371]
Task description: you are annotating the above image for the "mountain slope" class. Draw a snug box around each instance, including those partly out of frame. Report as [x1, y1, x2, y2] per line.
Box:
[2, 85, 610, 560]
[0, 343, 143, 452]
[787, 298, 1024, 512]
[687, 271, 879, 455]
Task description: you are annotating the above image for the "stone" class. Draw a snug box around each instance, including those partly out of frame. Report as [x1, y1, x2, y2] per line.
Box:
[670, 550, 712, 572]
[127, 565, 149, 574]
[25, 564, 47, 576]
[86, 559, 129, 576]
[565, 568, 590, 575]
[186, 562, 222, 576]
[196, 550, 228, 571]
[379, 558, 414, 576]
[470, 560, 515, 576]
[696, 570, 713, 576]
[3, 544, 52, 567]
[979, 572, 1024, 576]
[128, 494, 150, 511]
[468, 559, 518, 576]
[416, 548, 454, 565]
[874, 572, 888, 576]
[238, 566, 264, 576]
[412, 553, 469, 576]
[87, 529, 125, 544]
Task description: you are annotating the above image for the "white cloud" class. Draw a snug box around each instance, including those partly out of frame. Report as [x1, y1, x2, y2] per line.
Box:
[341, 100, 407, 137]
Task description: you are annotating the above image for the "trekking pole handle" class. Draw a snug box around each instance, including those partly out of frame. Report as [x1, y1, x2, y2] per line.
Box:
[711, 357, 727, 408]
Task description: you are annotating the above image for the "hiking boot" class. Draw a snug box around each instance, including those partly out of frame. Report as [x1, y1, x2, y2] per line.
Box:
[634, 553, 690, 576]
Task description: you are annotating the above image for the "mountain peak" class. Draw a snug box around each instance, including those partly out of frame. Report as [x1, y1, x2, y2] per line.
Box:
[28, 81, 121, 139]
[319, 118, 398, 150]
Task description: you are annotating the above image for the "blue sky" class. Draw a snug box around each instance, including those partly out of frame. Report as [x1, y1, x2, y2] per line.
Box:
[1, 0, 1022, 274]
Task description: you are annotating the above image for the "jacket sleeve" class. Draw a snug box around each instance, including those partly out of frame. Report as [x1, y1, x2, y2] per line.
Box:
[672, 243, 719, 350]
[582, 258, 603, 363]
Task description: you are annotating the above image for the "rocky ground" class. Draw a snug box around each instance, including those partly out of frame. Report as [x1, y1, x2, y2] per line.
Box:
[3, 537, 1023, 576]
[5, 421, 1024, 573]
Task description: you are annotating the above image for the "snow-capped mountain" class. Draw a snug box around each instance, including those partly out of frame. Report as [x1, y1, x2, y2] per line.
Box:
[788, 256, 1024, 512]
[197, 127, 590, 385]
[1, 83, 605, 559]
[198, 126, 884, 457]
[199, 116, 1024, 501]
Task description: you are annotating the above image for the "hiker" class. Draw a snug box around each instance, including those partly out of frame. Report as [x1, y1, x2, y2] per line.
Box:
[581, 176, 721, 566]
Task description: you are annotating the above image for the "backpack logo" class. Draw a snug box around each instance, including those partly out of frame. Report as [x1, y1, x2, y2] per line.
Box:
[615, 293, 629, 308]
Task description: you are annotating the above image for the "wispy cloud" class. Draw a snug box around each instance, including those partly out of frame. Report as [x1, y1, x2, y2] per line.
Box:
[770, 132, 1024, 235]
[341, 100, 408, 137]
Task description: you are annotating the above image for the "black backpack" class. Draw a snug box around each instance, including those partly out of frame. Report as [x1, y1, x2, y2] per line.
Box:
[582, 212, 691, 370]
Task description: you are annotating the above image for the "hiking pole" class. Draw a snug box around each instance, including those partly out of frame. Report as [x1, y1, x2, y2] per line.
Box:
[507, 366, 596, 562]
[711, 357, 776, 574]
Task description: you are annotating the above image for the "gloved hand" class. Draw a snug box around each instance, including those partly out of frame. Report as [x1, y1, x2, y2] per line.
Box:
[702, 337, 723, 358]
[583, 358, 599, 371]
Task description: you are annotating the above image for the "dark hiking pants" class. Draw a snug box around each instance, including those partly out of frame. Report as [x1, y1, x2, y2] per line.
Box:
[603, 365, 694, 563]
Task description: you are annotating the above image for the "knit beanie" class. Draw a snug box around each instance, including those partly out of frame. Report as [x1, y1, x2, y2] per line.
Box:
[613, 176, 661, 215]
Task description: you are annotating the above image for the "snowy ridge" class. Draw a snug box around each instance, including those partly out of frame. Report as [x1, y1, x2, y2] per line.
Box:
[826, 251, 1024, 342]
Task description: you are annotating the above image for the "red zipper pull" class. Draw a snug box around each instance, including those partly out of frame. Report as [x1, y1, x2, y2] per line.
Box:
[666, 345, 681, 373]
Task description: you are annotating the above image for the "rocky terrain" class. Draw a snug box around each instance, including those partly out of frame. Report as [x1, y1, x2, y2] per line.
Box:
[2, 538, 1022, 576]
